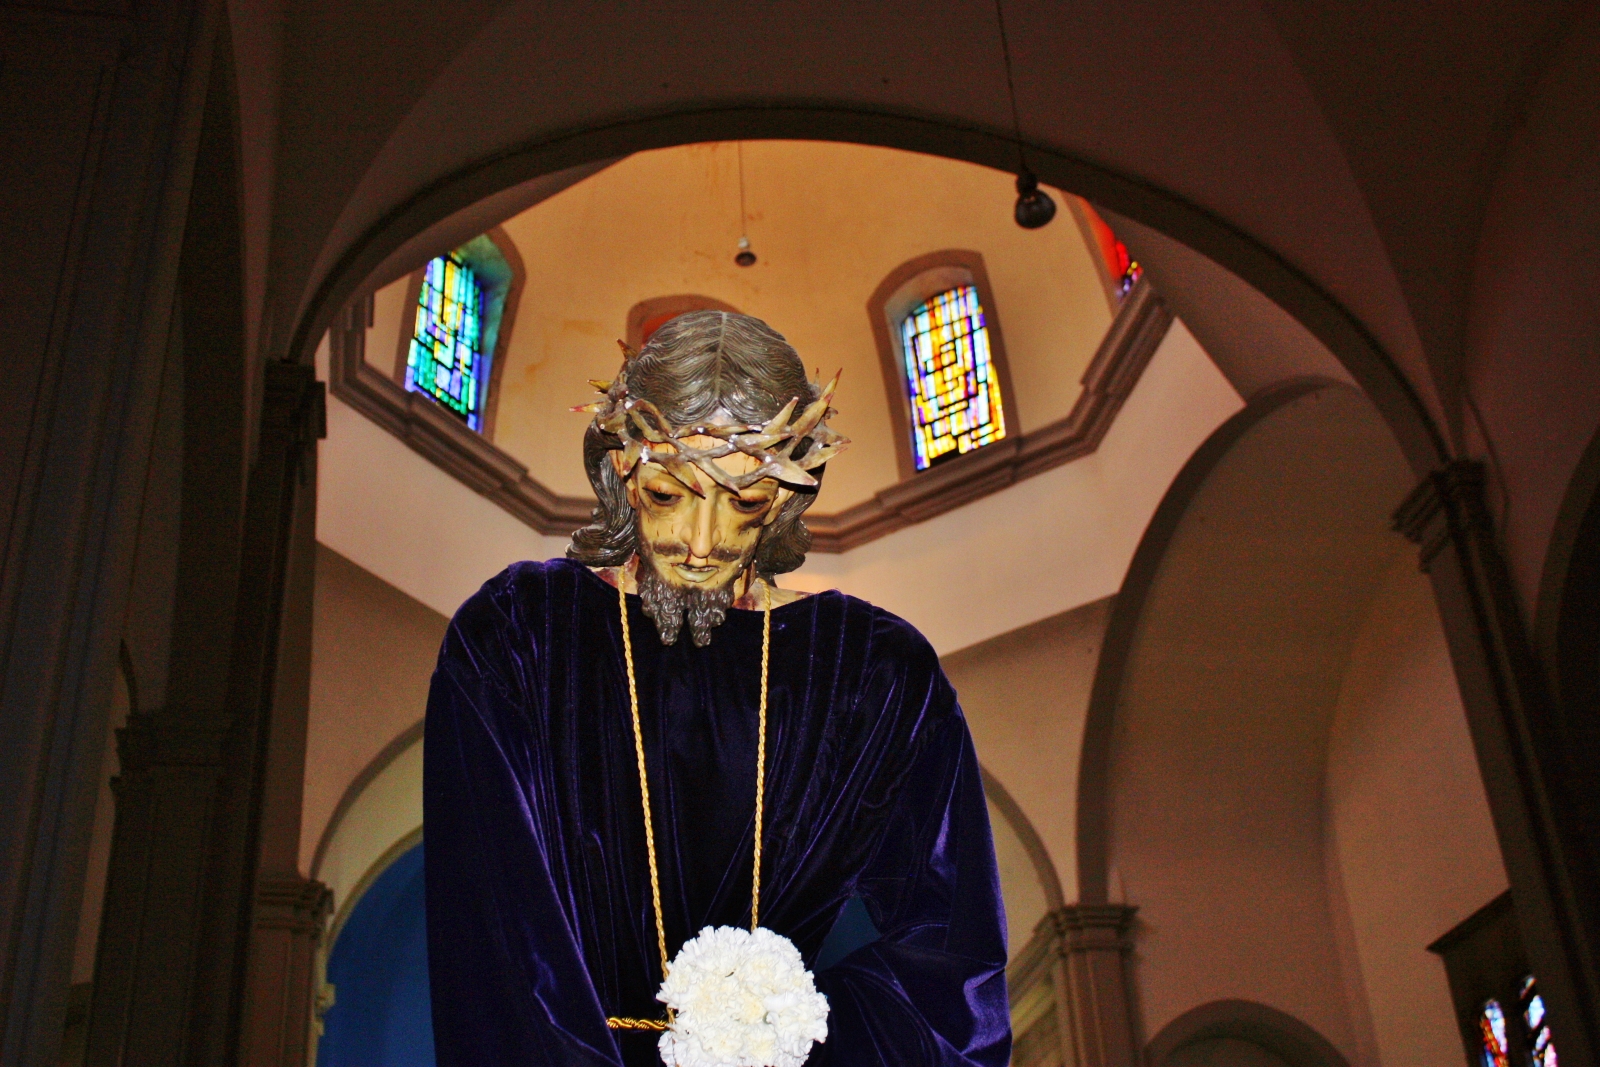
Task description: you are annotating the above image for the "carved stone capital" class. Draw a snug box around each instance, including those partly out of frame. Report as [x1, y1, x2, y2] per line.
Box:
[254, 875, 333, 937]
[1392, 459, 1493, 572]
[112, 712, 232, 797]
[1042, 903, 1139, 955]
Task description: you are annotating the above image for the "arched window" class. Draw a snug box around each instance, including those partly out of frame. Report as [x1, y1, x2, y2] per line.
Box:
[1431, 892, 1562, 1067]
[868, 250, 1016, 477]
[395, 228, 522, 436]
[1479, 1000, 1510, 1067]
[899, 284, 1005, 470]
[1520, 976, 1558, 1067]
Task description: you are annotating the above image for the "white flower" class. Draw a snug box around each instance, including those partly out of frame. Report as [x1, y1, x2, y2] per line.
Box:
[656, 926, 829, 1067]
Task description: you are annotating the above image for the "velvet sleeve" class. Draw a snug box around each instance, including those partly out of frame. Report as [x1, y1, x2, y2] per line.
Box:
[423, 580, 623, 1067]
[810, 670, 1012, 1067]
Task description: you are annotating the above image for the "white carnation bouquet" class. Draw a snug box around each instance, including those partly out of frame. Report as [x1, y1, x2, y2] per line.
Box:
[657, 926, 829, 1067]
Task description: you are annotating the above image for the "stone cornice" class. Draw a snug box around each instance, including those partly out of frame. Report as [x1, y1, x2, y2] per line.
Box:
[327, 280, 1172, 553]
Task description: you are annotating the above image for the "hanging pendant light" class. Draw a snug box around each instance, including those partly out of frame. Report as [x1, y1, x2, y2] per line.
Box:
[1014, 169, 1057, 229]
[996, 0, 1055, 229]
[734, 143, 758, 266]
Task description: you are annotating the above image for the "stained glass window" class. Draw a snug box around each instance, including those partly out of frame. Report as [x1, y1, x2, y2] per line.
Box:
[1481, 1000, 1512, 1067]
[1521, 975, 1558, 1067]
[1112, 239, 1143, 297]
[405, 252, 488, 431]
[900, 285, 1006, 471]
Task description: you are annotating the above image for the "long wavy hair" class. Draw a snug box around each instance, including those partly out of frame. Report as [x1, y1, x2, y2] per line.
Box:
[566, 311, 825, 576]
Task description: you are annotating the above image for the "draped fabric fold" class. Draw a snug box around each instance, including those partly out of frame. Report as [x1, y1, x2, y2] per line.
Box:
[424, 559, 1010, 1067]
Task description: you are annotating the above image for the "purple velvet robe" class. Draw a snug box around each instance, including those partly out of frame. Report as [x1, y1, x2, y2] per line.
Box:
[424, 559, 1010, 1066]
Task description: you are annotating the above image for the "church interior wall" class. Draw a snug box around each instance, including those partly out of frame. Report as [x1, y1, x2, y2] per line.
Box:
[301, 544, 448, 877]
[321, 306, 1239, 658]
[1099, 383, 1415, 1061]
[12, 1, 1600, 1061]
[1324, 552, 1509, 1067]
[942, 598, 1114, 906]
[1460, 8, 1600, 621]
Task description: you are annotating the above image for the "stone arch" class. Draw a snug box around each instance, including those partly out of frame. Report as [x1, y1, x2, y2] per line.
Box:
[1075, 378, 1334, 904]
[1146, 1000, 1349, 1067]
[980, 764, 1065, 914]
[283, 110, 1448, 478]
[1074, 377, 1418, 1046]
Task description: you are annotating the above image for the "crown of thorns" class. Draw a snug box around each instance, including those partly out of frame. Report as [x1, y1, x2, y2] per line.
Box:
[572, 340, 849, 494]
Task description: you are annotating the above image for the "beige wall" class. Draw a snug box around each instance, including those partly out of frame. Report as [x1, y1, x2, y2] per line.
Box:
[301, 545, 448, 876]
[987, 796, 1052, 959]
[364, 141, 1115, 508]
[1102, 386, 1415, 1060]
[325, 298, 1242, 658]
[944, 598, 1113, 905]
[1325, 554, 1509, 1067]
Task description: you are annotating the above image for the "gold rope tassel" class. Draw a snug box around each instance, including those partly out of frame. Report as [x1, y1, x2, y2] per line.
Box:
[607, 565, 772, 1032]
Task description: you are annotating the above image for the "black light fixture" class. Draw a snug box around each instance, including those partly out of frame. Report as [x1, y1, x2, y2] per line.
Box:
[1014, 169, 1057, 229]
[996, 0, 1055, 229]
[734, 142, 758, 266]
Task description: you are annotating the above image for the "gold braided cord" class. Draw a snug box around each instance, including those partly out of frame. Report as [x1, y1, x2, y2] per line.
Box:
[752, 577, 770, 932]
[607, 564, 772, 1032]
[605, 1017, 672, 1032]
[619, 568, 670, 983]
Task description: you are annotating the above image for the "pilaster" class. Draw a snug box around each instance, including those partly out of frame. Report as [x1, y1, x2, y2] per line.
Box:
[240, 877, 332, 1067]
[1395, 460, 1600, 1067]
[1010, 905, 1139, 1067]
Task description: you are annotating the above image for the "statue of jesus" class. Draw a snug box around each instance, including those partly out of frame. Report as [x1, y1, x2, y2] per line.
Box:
[424, 311, 1011, 1067]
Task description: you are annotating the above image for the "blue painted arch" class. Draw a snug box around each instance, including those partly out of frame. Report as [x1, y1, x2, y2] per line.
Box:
[319, 841, 436, 1067]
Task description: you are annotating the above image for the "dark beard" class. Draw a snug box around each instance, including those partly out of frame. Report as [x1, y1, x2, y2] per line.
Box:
[637, 562, 736, 647]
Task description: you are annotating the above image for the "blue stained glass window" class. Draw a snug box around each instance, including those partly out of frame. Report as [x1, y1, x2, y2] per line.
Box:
[405, 253, 487, 431]
[900, 285, 1007, 471]
[1521, 975, 1558, 1067]
[1481, 1000, 1511, 1067]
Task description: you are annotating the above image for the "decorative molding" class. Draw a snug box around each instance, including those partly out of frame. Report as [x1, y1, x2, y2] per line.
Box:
[810, 279, 1172, 551]
[1008, 904, 1141, 1067]
[327, 278, 1171, 553]
[254, 875, 333, 937]
[1392, 459, 1493, 571]
[330, 298, 595, 532]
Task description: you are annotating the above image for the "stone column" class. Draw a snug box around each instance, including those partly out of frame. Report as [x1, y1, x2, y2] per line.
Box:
[241, 878, 333, 1067]
[0, 0, 217, 1060]
[1050, 905, 1139, 1067]
[1395, 460, 1600, 1067]
[84, 363, 324, 1066]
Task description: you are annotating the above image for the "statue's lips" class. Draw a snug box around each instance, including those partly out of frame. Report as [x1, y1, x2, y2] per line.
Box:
[671, 562, 722, 584]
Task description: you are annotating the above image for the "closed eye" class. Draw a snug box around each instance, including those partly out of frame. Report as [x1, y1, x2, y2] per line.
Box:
[646, 488, 678, 506]
[730, 497, 770, 514]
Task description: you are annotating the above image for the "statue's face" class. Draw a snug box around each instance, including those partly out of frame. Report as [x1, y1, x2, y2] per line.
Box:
[614, 435, 794, 593]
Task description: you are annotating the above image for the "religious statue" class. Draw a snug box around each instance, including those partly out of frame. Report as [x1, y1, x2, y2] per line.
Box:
[424, 312, 1011, 1067]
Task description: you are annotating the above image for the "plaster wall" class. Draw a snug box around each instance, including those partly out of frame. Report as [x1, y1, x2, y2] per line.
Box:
[1325, 554, 1509, 1067]
[944, 598, 1112, 905]
[319, 314, 1239, 657]
[301, 545, 448, 875]
[987, 795, 1051, 959]
[1103, 386, 1414, 1060]
[362, 141, 1115, 509]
